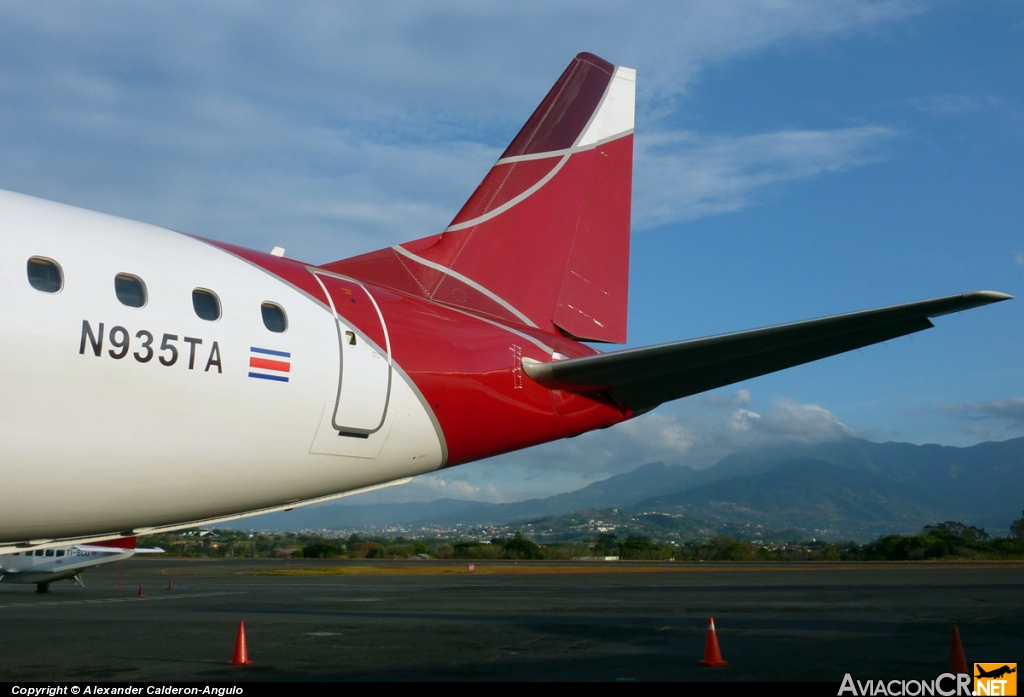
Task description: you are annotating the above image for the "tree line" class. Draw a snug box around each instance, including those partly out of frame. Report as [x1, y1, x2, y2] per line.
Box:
[141, 513, 1024, 562]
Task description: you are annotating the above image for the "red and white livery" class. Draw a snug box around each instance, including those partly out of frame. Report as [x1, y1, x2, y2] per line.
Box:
[0, 53, 1009, 550]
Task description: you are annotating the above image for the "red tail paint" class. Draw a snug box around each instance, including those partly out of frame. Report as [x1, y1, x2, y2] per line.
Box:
[327, 52, 634, 343]
[91, 536, 137, 550]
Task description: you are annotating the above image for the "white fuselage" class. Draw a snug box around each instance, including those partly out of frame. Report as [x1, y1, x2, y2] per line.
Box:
[0, 189, 445, 546]
[0, 546, 139, 585]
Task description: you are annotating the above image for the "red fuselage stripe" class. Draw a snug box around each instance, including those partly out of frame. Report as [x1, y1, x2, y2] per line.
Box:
[199, 237, 629, 467]
[249, 357, 290, 372]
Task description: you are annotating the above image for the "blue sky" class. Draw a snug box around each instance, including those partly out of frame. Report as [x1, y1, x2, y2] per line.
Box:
[1, 1, 1021, 503]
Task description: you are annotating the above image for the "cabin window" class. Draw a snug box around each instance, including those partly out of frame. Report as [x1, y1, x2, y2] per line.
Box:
[115, 274, 147, 308]
[27, 257, 63, 293]
[56, 550, 65, 557]
[45, 549, 54, 557]
[34, 550, 43, 556]
[192, 288, 221, 321]
[261, 302, 287, 333]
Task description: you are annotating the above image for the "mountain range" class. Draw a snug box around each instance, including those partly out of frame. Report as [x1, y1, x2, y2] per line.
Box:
[241, 437, 1024, 541]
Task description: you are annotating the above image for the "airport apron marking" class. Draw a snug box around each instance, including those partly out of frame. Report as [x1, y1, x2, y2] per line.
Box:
[0, 591, 244, 610]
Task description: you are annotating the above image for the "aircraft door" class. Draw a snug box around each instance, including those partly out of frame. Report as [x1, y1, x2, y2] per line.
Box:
[308, 269, 392, 437]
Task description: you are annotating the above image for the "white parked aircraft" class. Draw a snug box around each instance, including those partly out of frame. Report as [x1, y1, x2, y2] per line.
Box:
[0, 537, 163, 593]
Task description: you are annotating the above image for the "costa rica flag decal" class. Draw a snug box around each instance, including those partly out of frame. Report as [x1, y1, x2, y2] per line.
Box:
[249, 347, 291, 382]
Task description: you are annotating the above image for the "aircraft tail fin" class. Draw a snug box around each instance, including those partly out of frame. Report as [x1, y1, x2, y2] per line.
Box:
[77, 536, 137, 550]
[326, 52, 635, 342]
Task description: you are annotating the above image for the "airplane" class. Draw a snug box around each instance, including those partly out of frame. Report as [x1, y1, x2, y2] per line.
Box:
[976, 666, 1017, 680]
[0, 537, 163, 593]
[0, 52, 1011, 551]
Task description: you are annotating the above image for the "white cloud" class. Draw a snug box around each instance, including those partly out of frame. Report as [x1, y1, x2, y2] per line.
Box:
[633, 126, 897, 229]
[340, 472, 507, 505]
[345, 390, 858, 504]
[966, 424, 1004, 441]
[908, 94, 1003, 115]
[484, 390, 857, 478]
[948, 398, 1024, 430]
[419, 476, 481, 497]
[0, 1, 929, 258]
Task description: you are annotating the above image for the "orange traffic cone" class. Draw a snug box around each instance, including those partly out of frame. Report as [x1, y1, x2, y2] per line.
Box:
[168, 579, 174, 590]
[137, 584, 145, 598]
[230, 621, 252, 666]
[950, 625, 968, 675]
[698, 617, 729, 667]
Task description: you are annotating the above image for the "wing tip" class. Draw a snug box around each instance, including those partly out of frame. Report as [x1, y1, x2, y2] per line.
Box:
[967, 290, 1013, 302]
[927, 290, 1014, 318]
[948, 290, 1014, 314]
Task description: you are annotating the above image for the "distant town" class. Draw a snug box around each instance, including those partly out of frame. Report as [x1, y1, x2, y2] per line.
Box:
[143, 436, 1024, 562]
[141, 516, 1024, 563]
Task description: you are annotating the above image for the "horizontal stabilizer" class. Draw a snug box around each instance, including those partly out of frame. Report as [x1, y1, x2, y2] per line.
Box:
[523, 291, 1011, 412]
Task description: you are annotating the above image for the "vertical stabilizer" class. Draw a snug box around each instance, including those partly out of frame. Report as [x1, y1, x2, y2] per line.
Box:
[326, 52, 635, 342]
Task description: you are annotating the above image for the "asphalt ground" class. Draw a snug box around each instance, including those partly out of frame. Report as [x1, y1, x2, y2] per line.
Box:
[0, 558, 1020, 682]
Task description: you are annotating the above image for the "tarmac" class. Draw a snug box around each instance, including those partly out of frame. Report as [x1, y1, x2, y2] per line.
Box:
[0, 558, 1021, 682]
